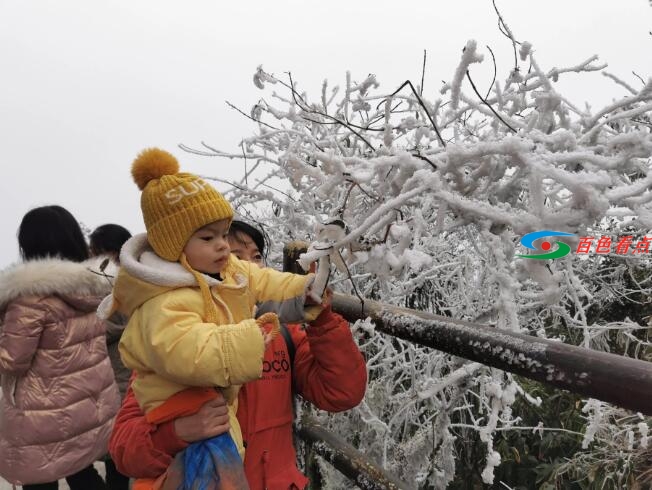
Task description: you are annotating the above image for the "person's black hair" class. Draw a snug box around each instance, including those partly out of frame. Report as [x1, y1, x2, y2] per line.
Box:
[230, 220, 266, 257]
[18, 205, 89, 263]
[90, 224, 132, 256]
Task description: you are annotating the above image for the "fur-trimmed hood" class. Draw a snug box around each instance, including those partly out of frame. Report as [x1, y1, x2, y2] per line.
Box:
[0, 257, 117, 315]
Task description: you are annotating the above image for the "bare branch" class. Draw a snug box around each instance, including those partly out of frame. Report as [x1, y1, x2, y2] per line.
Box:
[492, 0, 520, 69]
[420, 49, 427, 96]
[465, 69, 517, 133]
[485, 45, 498, 100]
[384, 80, 446, 147]
[225, 100, 279, 130]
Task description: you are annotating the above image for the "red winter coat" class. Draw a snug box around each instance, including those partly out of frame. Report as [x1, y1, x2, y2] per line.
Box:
[109, 306, 366, 490]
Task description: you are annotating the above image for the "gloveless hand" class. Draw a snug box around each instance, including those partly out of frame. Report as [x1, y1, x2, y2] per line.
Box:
[173, 391, 230, 443]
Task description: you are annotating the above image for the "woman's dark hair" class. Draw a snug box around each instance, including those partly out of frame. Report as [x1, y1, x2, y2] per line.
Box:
[90, 224, 132, 256]
[18, 205, 89, 263]
[230, 220, 266, 257]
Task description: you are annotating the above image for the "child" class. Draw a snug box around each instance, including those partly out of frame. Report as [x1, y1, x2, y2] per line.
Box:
[90, 224, 132, 264]
[100, 148, 317, 489]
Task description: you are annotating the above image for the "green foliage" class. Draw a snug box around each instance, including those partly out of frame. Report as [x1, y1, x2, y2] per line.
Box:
[445, 377, 585, 489]
[494, 380, 585, 489]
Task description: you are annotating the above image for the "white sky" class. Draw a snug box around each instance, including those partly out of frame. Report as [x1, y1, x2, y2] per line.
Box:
[1, 0, 650, 268]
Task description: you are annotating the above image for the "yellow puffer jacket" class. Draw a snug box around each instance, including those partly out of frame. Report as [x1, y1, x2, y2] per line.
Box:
[98, 234, 312, 456]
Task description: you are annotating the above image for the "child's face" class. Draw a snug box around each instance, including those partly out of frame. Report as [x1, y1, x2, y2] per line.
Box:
[183, 219, 231, 274]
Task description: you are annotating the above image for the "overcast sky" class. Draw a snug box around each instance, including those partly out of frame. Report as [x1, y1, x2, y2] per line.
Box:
[1, 1, 650, 268]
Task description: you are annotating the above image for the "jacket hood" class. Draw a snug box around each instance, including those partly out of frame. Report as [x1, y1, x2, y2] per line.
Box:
[0, 256, 117, 315]
[119, 234, 223, 288]
[99, 233, 232, 319]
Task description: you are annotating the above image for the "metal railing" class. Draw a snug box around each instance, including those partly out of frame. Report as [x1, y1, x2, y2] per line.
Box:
[332, 292, 652, 415]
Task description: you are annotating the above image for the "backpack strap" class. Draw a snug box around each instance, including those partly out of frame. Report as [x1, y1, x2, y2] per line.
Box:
[279, 323, 296, 368]
[279, 323, 297, 395]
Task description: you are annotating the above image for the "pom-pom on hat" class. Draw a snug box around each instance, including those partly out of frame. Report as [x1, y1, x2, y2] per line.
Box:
[132, 148, 234, 261]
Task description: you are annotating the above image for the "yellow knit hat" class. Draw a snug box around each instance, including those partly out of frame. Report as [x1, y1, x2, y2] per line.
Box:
[132, 148, 234, 261]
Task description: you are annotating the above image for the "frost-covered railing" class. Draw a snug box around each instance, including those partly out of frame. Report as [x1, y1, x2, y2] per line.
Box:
[331, 292, 652, 416]
[299, 418, 410, 490]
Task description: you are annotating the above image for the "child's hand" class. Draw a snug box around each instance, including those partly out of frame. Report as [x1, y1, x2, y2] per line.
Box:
[256, 312, 280, 348]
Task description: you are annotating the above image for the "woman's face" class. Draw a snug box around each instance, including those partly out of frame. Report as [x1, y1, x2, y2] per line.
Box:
[228, 230, 264, 266]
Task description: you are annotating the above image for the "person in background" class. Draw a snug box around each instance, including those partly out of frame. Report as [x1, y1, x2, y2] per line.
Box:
[89, 223, 133, 490]
[109, 216, 368, 489]
[0, 205, 120, 490]
[228, 219, 266, 265]
[90, 224, 132, 264]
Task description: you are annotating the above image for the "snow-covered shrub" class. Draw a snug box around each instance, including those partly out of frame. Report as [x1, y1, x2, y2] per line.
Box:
[184, 38, 652, 488]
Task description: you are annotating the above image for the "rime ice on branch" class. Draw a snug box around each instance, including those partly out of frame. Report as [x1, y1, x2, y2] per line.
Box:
[183, 40, 652, 487]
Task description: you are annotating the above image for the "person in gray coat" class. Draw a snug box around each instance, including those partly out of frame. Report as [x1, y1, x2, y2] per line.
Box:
[0, 206, 120, 490]
[89, 223, 132, 490]
[89, 224, 132, 400]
